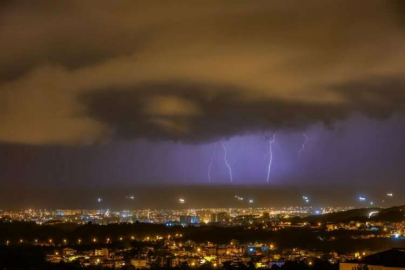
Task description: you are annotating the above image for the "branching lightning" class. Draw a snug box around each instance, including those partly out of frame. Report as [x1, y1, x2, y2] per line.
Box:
[266, 134, 276, 183]
[221, 141, 233, 183]
[299, 133, 309, 156]
[208, 143, 217, 182]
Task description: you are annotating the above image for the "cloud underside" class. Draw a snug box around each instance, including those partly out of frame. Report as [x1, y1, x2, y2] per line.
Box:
[0, 0, 405, 145]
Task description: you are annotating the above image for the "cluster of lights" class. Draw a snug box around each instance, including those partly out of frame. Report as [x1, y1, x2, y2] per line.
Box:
[4, 234, 186, 246]
[358, 192, 394, 205]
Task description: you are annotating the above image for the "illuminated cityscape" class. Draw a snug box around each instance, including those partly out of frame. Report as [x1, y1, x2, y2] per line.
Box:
[2, 205, 405, 269]
[2, 0, 405, 269]
[0, 206, 352, 225]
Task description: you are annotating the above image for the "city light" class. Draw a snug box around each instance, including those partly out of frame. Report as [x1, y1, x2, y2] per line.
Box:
[0, 204, 400, 267]
[1, 2, 404, 269]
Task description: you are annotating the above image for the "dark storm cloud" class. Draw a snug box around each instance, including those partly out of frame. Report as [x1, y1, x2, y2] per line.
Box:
[79, 83, 338, 142]
[334, 76, 405, 119]
[1, 0, 405, 144]
[80, 77, 405, 142]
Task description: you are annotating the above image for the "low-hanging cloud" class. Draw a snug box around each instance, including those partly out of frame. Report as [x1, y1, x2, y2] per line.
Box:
[0, 0, 405, 145]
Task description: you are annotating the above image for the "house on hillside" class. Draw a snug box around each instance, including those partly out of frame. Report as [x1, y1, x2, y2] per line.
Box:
[340, 248, 405, 270]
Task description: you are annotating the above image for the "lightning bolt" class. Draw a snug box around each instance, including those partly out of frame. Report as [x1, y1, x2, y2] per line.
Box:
[263, 141, 283, 160]
[298, 133, 309, 156]
[266, 134, 276, 183]
[221, 141, 233, 183]
[208, 143, 217, 182]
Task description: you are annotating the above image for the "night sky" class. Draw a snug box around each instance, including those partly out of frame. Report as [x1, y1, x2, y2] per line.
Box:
[1, 1, 405, 209]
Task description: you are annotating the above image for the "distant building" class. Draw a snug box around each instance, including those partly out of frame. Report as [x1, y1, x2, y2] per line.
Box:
[131, 259, 149, 269]
[210, 212, 228, 223]
[95, 248, 109, 257]
[269, 261, 285, 268]
[114, 260, 126, 268]
[63, 248, 76, 256]
[179, 215, 199, 225]
[340, 248, 405, 270]
[46, 254, 62, 264]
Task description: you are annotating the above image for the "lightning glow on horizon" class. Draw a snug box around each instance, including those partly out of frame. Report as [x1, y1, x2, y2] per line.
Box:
[299, 133, 309, 156]
[221, 141, 233, 183]
[208, 143, 217, 182]
[266, 134, 276, 183]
